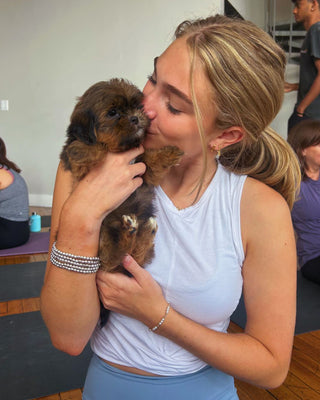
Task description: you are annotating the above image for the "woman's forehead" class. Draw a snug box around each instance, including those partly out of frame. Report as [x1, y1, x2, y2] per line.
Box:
[157, 38, 210, 96]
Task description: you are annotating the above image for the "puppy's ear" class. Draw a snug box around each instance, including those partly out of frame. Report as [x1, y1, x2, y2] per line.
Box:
[67, 110, 97, 144]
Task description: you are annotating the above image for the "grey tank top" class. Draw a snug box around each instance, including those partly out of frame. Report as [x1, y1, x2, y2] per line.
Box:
[0, 166, 29, 221]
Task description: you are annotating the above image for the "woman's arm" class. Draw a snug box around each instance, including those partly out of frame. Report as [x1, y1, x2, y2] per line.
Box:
[97, 178, 297, 388]
[40, 147, 146, 356]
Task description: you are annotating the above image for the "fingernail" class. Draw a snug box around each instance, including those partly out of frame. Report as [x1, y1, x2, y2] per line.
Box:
[123, 254, 131, 264]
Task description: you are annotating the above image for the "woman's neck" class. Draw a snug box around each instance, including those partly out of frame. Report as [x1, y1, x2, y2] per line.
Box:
[160, 155, 218, 210]
[305, 165, 320, 181]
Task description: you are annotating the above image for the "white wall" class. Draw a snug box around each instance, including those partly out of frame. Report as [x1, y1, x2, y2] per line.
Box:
[0, 0, 222, 206]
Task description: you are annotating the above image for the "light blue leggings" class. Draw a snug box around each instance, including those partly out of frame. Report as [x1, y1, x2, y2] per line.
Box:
[82, 354, 239, 400]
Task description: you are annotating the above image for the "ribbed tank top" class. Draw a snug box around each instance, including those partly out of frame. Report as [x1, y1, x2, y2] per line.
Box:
[91, 163, 246, 375]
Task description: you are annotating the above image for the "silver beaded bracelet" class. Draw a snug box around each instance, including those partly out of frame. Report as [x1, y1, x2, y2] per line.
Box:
[50, 241, 101, 274]
[149, 303, 171, 332]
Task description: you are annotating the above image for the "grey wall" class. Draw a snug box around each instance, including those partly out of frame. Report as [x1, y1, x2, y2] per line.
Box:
[275, 0, 294, 24]
[228, 0, 266, 28]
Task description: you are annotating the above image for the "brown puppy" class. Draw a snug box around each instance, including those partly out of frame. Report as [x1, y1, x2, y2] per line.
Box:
[60, 78, 183, 273]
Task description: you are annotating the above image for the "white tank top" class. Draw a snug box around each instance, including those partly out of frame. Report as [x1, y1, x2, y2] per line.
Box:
[90, 163, 246, 375]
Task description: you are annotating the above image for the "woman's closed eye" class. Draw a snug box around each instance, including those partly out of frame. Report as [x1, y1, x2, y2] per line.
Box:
[166, 102, 182, 115]
[147, 73, 183, 115]
[147, 74, 157, 85]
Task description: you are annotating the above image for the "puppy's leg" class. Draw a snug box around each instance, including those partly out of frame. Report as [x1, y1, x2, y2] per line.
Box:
[121, 214, 139, 255]
[132, 217, 158, 266]
[142, 146, 184, 186]
[63, 141, 106, 181]
[99, 214, 138, 273]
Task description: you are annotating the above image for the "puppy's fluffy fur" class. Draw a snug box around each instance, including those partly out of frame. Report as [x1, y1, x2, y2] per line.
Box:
[60, 78, 183, 274]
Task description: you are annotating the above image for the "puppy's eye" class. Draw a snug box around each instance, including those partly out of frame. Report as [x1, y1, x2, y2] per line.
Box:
[107, 108, 120, 118]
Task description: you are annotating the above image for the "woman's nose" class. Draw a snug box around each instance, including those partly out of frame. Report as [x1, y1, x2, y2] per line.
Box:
[142, 83, 156, 120]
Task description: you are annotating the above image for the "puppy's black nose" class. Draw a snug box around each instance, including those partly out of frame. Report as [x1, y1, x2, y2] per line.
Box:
[130, 116, 139, 125]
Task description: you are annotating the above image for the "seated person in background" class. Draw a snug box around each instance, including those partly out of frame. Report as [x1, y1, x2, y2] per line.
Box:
[288, 120, 320, 284]
[0, 137, 30, 249]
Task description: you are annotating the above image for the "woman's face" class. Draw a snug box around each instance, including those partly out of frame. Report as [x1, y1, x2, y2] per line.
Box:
[302, 143, 320, 169]
[142, 37, 218, 160]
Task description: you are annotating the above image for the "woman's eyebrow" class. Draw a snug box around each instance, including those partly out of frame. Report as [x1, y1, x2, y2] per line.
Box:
[154, 57, 193, 107]
[165, 83, 193, 106]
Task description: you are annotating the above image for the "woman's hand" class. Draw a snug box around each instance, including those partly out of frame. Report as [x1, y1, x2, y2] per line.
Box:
[56, 146, 147, 254]
[96, 255, 168, 329]
[68, 146, 147, 223]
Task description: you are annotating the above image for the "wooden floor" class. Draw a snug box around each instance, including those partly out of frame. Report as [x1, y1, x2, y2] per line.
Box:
[1, 207, 320, 399]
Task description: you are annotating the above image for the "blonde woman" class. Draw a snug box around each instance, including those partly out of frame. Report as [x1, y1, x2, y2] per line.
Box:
[41, 15, 300, 399]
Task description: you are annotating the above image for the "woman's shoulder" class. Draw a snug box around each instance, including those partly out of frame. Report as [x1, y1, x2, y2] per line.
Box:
[241, 177, 293, 252]
[242, 177, 289, 209]
[241, 177, 291, 225]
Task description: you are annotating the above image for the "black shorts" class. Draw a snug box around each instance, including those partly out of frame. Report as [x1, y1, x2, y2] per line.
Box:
[0, 217, 30, 249]
[301, 256, 320, 285]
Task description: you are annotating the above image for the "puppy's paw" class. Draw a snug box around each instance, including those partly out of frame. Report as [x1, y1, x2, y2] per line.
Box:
[122, 214, 138, 234]
[143, 146, 184, 186]
[160, 146, 184, 167]
[147, 217, 158, 235]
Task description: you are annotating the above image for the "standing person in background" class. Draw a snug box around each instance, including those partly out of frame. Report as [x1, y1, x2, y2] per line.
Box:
[41, 15, 300, 400]
[0, 137, 30, 249]
[285, 0, 320, 133]
[288, 119, 320, 285]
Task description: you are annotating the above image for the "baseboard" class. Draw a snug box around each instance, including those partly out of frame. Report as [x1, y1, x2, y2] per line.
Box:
[29, 194, 53, 207]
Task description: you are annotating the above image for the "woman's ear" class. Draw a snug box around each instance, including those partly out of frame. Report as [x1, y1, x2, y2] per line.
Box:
[209, 126, 245, 151]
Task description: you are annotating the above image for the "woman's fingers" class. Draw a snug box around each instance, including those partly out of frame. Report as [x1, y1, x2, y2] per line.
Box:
[69, 146, 147, 220]
[121, 254, 149, 286]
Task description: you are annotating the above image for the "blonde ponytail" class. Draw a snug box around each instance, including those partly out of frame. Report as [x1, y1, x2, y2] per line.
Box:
[219, 127, 301, 209]
[175, 15, 301, 208]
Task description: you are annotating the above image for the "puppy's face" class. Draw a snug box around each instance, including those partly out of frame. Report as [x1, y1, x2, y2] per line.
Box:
[67, 78, 150, 152]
